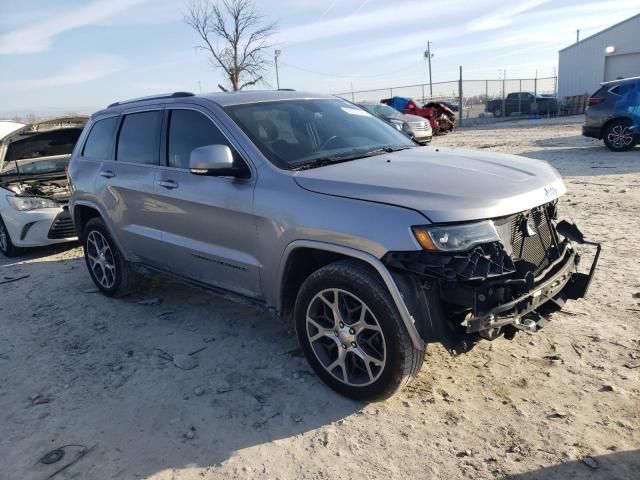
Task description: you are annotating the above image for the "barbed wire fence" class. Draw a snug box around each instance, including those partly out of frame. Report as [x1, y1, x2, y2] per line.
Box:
[334, 74, 559, 126]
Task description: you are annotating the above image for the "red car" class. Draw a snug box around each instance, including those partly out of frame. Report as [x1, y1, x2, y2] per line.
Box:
[381, 97, 456, 135]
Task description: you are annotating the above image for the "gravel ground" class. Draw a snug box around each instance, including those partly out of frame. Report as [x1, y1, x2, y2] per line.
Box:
[0, 116, 638, 480]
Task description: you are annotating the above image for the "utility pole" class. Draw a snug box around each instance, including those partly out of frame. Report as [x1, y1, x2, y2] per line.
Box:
[424, 42, 433, 100]
[274, 49, 281, 89]
[499, 68, 506, 117]
[458, 66, 463, 127]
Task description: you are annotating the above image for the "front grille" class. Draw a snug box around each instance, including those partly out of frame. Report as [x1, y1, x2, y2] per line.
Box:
[48, 209, 77, 239]
[409, 121, 429, 132]
[496, 205, 557, 275]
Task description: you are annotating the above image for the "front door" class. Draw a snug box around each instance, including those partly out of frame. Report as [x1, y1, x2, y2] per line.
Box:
[151, 107, 261, 299]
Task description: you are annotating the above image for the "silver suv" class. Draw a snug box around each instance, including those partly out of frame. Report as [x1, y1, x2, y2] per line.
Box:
[68, 90, 599, 401]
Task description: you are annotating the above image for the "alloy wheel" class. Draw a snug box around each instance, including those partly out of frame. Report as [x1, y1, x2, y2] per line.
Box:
[86, 230, 116, 288]
[305, 288, 386, 386]
[607, 125, 633, 149]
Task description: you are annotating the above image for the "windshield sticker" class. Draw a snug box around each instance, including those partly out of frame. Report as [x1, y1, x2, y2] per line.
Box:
[341, 107, 372, 117]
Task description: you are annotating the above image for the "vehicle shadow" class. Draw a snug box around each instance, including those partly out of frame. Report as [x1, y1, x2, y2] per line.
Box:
[504, 450, 640, 480]
[0, 255, 363, 479]
[0, 241, 79, 267]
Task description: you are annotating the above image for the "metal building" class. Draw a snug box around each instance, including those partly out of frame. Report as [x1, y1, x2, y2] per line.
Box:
[558, 13, 640, 100]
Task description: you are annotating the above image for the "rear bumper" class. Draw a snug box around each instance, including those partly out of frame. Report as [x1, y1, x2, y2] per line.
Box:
[582, 125, 601, 139]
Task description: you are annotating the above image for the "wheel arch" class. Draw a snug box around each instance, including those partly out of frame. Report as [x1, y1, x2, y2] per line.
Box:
[277, 240, 425, 350]
[71, 201, 131, 262]
[72, 203, 102, 236]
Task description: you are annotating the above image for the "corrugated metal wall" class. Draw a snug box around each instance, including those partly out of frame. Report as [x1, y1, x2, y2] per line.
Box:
[558, 14, 640, 99]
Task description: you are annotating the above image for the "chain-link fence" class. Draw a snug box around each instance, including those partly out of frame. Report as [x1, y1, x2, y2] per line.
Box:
[335, 76, 559, 125]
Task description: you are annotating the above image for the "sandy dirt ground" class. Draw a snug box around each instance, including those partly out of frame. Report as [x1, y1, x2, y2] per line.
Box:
[1, 116, 639, 480]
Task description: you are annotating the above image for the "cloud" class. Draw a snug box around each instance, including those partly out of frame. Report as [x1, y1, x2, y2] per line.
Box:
[1, 55, 126, 89]
[275, 0, 472, 46]
[467, 0, 551, 32]
[0, 0, 148, 55]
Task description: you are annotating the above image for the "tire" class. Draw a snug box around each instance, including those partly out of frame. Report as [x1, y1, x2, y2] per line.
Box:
[0, 215, 21, 257]
[603, 119, 637, 152]
[81, 217, 143, 296]
[294, 260, 424, 401]
[493, 107, 502, 118]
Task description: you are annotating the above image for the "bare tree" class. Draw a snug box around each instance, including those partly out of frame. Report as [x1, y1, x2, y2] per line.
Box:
[185, 0, 277, 91]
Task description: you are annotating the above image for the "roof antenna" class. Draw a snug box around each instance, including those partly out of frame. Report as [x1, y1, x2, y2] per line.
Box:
[218, 84, 228, 92]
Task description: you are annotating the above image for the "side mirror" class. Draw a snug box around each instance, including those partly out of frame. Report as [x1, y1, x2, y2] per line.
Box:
[189, 144, 246, 177]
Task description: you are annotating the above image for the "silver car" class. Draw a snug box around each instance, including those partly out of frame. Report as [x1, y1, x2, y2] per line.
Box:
[357, 102, 432, 144]
[68, 90, 599, 401]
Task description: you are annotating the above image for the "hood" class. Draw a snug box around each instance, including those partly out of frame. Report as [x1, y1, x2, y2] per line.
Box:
[399, 113, 429, 124]
[0, 116, 88, 173]
[0, 121, 25, 139]
[293, 147, 566, 223]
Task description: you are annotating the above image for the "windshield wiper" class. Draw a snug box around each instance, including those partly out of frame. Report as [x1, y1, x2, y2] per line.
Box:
[292, 145, 413, 171]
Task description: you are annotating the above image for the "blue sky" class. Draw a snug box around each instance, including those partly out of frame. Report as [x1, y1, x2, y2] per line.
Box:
[1, 0, 639, 116]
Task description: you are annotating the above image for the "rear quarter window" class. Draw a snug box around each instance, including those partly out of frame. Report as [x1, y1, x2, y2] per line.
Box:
[82, 116, 118, 159]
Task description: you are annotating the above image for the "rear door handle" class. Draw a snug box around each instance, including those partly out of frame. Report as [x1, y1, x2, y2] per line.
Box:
[100, 170, 115, 178]
[157, 180, 178, 189]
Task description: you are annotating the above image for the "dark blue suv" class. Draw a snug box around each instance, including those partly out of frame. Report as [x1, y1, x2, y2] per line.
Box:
[582, 76, 640, 152]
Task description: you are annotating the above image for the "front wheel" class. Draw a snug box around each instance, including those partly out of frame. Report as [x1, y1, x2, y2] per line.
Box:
[0, 215, 21, 257]
[294, 260, 424, 401]
[604, 120, 637, 152]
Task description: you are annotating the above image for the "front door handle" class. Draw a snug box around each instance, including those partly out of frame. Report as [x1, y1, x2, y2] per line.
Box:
[100, 170, 115, 178]
[157, 180, 178, 189]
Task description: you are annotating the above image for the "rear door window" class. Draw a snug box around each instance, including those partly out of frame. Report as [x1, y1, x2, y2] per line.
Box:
[83, 116, 118, 159]
[116, 111, 162, 164]
[166, 109, 231, 169]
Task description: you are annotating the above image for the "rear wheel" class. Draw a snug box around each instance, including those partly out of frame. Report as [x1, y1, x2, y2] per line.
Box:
[603, 119, 637, 152]
[295, 260, 424, 401]
[493, 107, 502, 117]
[81, 217, 143, 296]
[0, 216, 21, 257]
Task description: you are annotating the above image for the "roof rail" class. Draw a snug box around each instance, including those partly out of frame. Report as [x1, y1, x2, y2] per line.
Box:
[108, 91, 195, 108]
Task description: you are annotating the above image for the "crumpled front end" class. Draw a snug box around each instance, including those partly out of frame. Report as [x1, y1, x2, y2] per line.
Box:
[384, 201, 600, 348]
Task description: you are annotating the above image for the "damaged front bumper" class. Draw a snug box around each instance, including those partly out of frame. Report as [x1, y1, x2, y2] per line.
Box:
[384, 217, 600, 344]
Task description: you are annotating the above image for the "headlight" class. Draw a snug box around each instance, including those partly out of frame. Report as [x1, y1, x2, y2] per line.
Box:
[412, 220, 500, 251]
[389, 119, 404, 131]
[7, 195, 59, 211]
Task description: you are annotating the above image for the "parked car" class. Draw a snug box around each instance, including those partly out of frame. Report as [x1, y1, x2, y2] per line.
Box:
[357, 102, 432, 143]
[68, 90, 598, 401]
[486, 92, 558, 117]
[380, 97, 456, 134]
[0, 116, 88, 256]
[582, 76, 640, 152]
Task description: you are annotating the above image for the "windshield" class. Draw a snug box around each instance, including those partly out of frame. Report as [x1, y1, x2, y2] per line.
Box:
[224, 98, 414, 169]
[359, 103, 401, 117]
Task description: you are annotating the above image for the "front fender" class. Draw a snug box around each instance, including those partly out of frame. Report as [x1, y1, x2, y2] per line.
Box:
[277, 239, 425, 350]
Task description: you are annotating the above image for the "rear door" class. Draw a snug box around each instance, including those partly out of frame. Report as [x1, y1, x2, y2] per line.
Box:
[152, 106, 261, 298]
[93, 107, 165, 263]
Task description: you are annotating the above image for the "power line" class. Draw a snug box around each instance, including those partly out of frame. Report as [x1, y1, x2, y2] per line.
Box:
[279, 61, 424, 79]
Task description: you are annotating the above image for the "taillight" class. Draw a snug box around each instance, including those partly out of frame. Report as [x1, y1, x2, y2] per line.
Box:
[588, 97, 604, 106]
